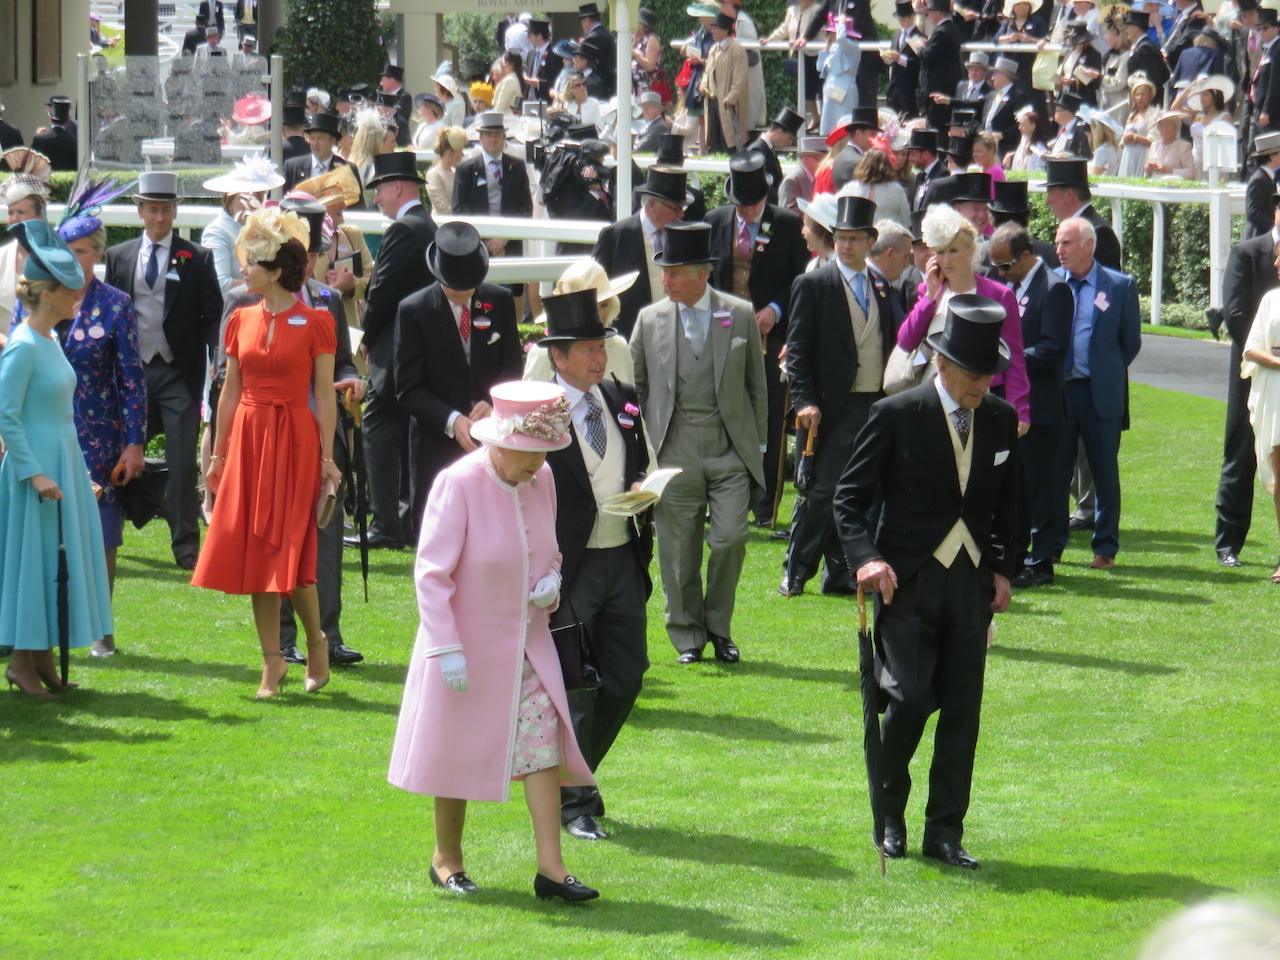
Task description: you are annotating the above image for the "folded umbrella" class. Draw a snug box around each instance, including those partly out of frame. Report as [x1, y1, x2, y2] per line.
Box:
[343, 387, 370, 602]
[56, 501, 70, 688]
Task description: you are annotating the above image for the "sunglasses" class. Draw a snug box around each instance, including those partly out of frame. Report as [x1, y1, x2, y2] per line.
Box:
[991, 259, 1018, 271]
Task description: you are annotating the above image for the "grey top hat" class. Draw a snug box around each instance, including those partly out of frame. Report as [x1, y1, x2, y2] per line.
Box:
[991, 56, 1019, 76]
[132, 171, 181, 203]
[1254, 131, 1280, 158]
[927, 293, 1011, 376]
[965, 51, 990, 69]
[476, 111, 506, 132]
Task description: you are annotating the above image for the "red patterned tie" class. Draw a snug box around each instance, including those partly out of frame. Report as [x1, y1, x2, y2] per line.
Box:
[460, 304, 471, 342]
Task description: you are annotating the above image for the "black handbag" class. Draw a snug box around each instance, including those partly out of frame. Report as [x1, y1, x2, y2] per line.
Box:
[550, 596, 602, 691]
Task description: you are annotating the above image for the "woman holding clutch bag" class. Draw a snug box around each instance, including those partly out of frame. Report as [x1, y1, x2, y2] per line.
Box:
[192, 208, 340, 699]
[388, 380, 600, 903]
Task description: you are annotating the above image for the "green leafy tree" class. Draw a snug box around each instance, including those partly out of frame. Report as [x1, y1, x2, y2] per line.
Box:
[444, 13, 504, 81]
[276, 0, 385, 93]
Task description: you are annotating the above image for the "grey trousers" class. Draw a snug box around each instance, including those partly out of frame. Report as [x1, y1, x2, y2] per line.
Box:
[144, 358, 200, 560]
[654, 423, 751, 653]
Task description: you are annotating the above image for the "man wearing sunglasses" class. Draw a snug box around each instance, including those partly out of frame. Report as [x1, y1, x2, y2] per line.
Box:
[988, 223, 1073, 588]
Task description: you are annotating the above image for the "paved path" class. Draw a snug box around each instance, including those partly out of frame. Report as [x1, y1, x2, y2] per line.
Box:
[1129, 332, 1231, 402]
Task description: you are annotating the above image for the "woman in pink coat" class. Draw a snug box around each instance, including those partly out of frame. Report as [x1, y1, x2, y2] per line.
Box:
[388, 381, 599, 902]
[897, 204, 1032, 432]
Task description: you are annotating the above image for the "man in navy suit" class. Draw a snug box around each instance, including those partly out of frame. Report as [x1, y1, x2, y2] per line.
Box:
[105, 172, 224, 569]
[989, 223, 1073, 587]
[1049, 217, 1142, 569]
[836, 296, 1020, 870]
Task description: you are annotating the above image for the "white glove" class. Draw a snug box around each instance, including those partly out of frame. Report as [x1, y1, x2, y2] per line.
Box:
[529, 573, 560, 609]
[440, 651, 469, 692]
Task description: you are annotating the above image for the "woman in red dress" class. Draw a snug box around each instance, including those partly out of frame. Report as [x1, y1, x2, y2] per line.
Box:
[193, 208, 341, 698]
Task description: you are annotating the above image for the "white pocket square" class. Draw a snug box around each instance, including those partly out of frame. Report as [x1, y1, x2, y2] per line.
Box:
[487, 332, 501, 345]
[731, 336, 747, 350]
[994, 450, 1009, 466]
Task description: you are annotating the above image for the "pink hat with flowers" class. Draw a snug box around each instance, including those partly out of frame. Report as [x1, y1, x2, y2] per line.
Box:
[471, 381, 573, 451]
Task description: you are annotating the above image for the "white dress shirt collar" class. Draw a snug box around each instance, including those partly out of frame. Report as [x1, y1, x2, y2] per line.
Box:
[394, 198, 422, 221]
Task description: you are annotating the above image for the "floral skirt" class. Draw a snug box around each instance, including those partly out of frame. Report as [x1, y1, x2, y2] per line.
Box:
[510, 657, 560, 779]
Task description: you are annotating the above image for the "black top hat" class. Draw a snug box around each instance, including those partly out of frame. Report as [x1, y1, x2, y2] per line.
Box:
[654, 222, 715, 267]
[1043, 157, 1090, 189]
[304, 112, 341, 137]
[636, 165, 692, 206]
[657, 133, 687, 164]
[576, 34, 610, 62]
[1258, 7, 1279, 26]
[1239, 0, 1260, 12]
[770, 107, 804, 136]
[924, 175, 960, 205]
[724, 151, 773, 206]
[846, 106, 881, 131]
[988, 178, 1029, 214]
[894, 0, 915, 16]
[365, 151, 426, 188]
[922, 0, 952, 13]
[279, 197, 331, 254]
[428, 221, 490, 290]
[908, 128, 939, 152]
[566, 122, 600, 140]
[285, 87, 308, 107]
[281, 104, 306, 127]
[350, 81, 371, 98]
[47, 96, 72, 124]
[909, 208, 927, 243]
[1124, 8, 1151, 28]
[528, 17, 552, 34]
[711, 12, 737, 30]
[375, 90, 400, 109]
[952, 170, 992, 203]
[927, 293, 1011, 376]
[834, 196, 878, 237]
[948, 104, 979, 128]
[1054, 91, 1084, 114]
[579, 2, 603, 17]
[1062, 21, 1095, 44]
[540, 288, 617, 344]
[380, 62, 405, 82]
[941, 136, 973, 164]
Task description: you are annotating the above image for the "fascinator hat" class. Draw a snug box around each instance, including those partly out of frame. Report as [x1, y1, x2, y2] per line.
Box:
[234, 206, 311, 268]
[2, 147, 53, 206]
[471, 381, 573, 452]
[12, 220, 86, 289]
[921, 203, 974, 251]
[56, 176, 136, 243]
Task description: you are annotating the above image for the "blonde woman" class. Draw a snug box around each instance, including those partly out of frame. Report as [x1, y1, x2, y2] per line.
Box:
[523, 260, 638, 383]
[425, 127, 467, 216]
[1088, 113, 1122, 176]
[895, 205, 1030, 429]
[1119, 74, 1157, 177]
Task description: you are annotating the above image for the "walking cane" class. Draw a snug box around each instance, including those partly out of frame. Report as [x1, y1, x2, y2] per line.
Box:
[857, 586, 887, 878]
[343, 387, 370, 602]
[783, 420, 818, 597]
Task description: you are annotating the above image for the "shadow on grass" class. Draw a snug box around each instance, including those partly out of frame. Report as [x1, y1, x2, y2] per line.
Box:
[608, 820, 856, 883]
[0, 723, 171, 764]
[241, 688, 398, 715]
[1051, 577, 1213, 605]
[628, 704, 839, 744]
[975, 859, 1232, 902]
[467, 890, 799, 948]
[1121, 528, 1216, 555]
[990, 645, 1178, 677]
[732, 659, 858, 690]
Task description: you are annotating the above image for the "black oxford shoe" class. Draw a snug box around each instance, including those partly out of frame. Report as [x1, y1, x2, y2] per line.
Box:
[429, 865, 479, 894]
[676, 649, 703, 664]
[329, 642, 364, 665]
[778, 578, 804, 597]
[708, 633, 740, 663]
[923, 840, 980, 870]
[1218, 552, 1242, 568]
[1011, 567, 1054, 588]
[564, 815, 609, 841]
[280, 644, 306, 665]
[881, 825, 906, 859]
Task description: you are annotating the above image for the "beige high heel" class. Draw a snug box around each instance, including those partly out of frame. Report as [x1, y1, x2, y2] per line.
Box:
[303, 638, 329, 693]
[256, 652, 288, 698]
[6, 667, 55, 699]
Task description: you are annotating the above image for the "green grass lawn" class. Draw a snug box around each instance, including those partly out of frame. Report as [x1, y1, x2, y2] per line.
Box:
[3, 383, 1278, 960]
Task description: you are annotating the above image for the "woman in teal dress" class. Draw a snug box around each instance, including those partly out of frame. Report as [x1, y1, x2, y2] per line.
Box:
[0, 221, 114, 697]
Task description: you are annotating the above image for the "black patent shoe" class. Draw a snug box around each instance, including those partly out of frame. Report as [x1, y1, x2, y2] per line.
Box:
[429, 865, 478, 894]
[534, 873, 599, 902]
[923, 840, 980, 870]
[280, 644, 307, 665]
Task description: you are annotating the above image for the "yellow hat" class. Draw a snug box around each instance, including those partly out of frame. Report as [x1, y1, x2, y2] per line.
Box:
[294, 163, 361, 209]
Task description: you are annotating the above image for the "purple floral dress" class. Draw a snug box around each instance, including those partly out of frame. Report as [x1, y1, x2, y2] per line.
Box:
[12, 278, 147, 508]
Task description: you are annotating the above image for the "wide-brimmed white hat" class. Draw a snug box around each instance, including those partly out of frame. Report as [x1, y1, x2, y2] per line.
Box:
[202, 154, 285, 195]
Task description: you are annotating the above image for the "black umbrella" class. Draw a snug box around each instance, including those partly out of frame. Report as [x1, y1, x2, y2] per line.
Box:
[795, 420, 818, 495]
[857, 586, 887, 877]
[56, 500, 70, 688]
[118, 458, 169, 530]
[343, 388, 370, 602]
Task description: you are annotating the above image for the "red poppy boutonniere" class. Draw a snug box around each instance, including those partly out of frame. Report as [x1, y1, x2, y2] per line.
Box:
[171, 249, 193, 271]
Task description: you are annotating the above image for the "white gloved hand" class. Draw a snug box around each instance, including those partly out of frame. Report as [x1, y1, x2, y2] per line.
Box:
[529, 573, 560, 608]
[440, 651, 469, 692]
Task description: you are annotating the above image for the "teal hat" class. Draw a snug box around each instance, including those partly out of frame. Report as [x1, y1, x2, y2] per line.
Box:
[12, 219, 85, 289]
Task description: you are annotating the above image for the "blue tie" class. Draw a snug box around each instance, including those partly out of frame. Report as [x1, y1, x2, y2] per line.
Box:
[853, 272, 869, 315]
[145, 243, 159, 290]
[1065, 276, 1085, 373]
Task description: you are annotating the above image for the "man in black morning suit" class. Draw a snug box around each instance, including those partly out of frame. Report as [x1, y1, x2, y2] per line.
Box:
[707, 152, 808, 526]
[988, 223, 1072, 588]
[782, 197, 899, 596]
[105, 173, 224, 569]
[1043, 159, 1122, 270]
[919, 0, 964, 130]
[747, 108, 804, 206]
[836, 296, 1020, 870]
[453, 112, 534, 294]
[281, 112, 361, 201]
[378, 63, 413, 148]
[535, 290, 654, 844]
[1243, 133, 1280, 240]
[355, 152, 437, 550]
[1215, 196, 1280, 566]
[394, 222, 523, 527]
[886, 0, 923, 116]
[593, 165, 690, 339]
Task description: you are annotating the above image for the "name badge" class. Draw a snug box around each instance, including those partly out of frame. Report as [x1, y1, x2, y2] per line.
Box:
[1094, 291, 1109, 311]
[288, 315, 308, 326]
[713, 307, 733, 327]
[472, 316, 492, 330]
